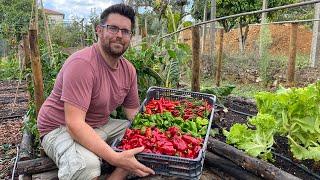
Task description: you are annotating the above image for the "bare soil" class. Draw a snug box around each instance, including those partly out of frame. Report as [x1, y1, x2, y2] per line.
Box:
[0, 80, 28, 179]
[180, 24, 312, 55]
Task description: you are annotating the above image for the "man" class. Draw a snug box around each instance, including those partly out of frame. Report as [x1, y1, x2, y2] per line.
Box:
[37, 4, 155, 180]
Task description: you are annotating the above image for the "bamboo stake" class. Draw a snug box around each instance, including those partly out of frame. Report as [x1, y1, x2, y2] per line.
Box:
[201, 0, 207, 54]
[29, 23, 45, 115]
[92, 23, 97, 42]
[287, 23, 298, 87]
[40, 0, 53, 65]
[191, 26, 200, 92]
[80, 18, 85, 47]
[215, 29, 224, 87]
[34, 0, 38, 31]
[310, 3, 320, 67]
[210, 0, 216, 58]
[259, 0, 268, 57]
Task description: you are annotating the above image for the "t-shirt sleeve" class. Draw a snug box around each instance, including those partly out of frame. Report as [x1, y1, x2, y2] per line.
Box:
[60, 60, 94, 112]
[122, 70, 140, 109]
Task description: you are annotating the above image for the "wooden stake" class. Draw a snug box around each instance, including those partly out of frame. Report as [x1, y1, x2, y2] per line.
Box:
[29, 24, 45, 115]
[215, 29, 224, 87]
[191, 26, 200, 92]
[22, 33, 31, 70]
[287, 23, 298, 87]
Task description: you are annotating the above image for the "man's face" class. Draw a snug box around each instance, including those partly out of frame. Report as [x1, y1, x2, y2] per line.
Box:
[97, 13, 132, 58]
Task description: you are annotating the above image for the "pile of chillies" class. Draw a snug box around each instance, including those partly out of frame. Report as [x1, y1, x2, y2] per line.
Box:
[117, 97, 212, 159]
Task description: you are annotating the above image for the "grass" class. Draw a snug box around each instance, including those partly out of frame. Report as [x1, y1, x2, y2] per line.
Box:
[230, 82, 266, 99]
[200, 76, 266, 99]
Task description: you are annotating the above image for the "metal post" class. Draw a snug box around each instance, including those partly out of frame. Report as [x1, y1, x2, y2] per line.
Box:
[310, 3, 320, 67]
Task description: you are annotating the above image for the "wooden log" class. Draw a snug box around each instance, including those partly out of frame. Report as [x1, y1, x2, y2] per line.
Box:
[191, 26, 200, 92]
[32, 169, 58, 180]
[18, 174, 31, 180]
[15, 157, 113, 176]
[29, 24, 45, 115]
[215, 29, 224, 87]
[205, 152, 261, 180]
[287, 23, 298, 87]
[19, 117, 33, 161]
[16, 157, 56, 175]
[207, 138, 300, 180]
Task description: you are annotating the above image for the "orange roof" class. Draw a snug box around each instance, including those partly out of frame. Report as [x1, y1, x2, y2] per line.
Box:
[43, 8, 64, 16]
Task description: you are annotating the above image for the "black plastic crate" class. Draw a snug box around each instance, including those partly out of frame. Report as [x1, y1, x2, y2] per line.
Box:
[112, 86, 216, 180]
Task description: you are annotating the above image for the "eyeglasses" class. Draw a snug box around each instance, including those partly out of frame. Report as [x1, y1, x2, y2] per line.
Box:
[100, 24, 132, 37]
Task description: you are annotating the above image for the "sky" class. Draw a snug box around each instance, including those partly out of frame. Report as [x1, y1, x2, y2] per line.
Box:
[43, 0, 123, 21]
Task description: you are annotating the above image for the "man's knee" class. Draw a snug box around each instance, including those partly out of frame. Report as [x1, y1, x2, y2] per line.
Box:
[76, 156, 101, 180]
[73, 144, 101, 180]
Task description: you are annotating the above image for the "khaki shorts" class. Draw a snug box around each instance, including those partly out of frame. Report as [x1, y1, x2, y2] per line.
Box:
[41, 118, 130, 180]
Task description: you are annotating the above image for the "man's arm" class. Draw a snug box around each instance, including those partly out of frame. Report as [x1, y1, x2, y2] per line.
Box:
[123, 106, 139, 121]
[64, 102, 154, 177]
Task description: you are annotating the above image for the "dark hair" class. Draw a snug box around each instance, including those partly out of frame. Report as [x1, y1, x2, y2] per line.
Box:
[100, 4, 135, 30]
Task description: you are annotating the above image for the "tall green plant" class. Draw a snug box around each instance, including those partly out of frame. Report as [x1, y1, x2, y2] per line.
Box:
[124, 37, 191, 99]
[258, 25, 273, 86]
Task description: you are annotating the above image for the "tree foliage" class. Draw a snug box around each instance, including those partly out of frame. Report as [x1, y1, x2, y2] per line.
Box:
[0, 0, 33, 39]
[0, 0, 33, 57]
[191, 0, 299, 32]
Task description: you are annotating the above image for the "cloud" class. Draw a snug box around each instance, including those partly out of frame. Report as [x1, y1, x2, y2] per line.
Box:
[43, 0, 122, 20]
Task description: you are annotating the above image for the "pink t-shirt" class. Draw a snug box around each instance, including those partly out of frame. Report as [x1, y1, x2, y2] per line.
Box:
[37, 43, 139, 137]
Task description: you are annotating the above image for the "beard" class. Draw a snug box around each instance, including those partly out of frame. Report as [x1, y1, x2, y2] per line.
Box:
[102, 39, 129, 58]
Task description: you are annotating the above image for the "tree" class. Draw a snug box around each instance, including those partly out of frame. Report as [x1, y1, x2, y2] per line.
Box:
[0, 0, 33, 56]
[191, 0, 298, 51]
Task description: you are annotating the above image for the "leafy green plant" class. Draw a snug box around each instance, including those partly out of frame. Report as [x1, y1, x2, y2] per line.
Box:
[200, 84, 236, 97]
[224, 113, 277, 161]
[256, 82, 320, 161]
[0, 58, 20, 80]
[225, 81, 320, 161]
[124, 37, 191, 99]
[24, 103, 40, 147]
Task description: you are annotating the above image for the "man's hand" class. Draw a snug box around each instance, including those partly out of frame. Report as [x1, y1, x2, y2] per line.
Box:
[111, 146, 155, 177]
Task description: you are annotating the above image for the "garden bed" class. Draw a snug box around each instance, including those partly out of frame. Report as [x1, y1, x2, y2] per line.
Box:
[6, 85, 319, 179]
[212, 96, 320, 180]
[0, 80, 28, 179]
